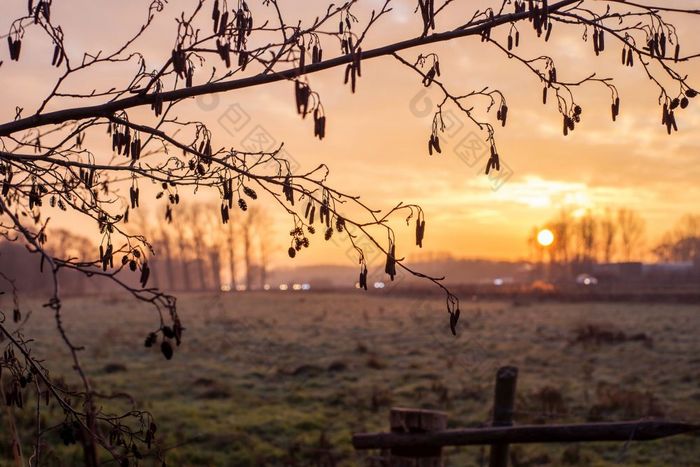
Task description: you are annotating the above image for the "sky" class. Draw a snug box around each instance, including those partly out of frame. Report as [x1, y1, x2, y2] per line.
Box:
[1, 0, 699, 270]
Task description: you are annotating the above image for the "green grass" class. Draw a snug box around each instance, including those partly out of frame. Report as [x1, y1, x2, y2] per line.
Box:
[1, 292, 699, 466]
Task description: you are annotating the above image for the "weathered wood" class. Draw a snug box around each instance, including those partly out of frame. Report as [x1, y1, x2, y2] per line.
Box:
[352, 420, 700, 450]
[388, 407, 447, 466]
[352, 368, 698, 463]
[489, 366, 518, 467]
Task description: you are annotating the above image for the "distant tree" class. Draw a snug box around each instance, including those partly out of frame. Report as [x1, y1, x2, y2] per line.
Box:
[549, 210, 573, 266]
[255, 209, 274, 289]
[185, 205, 211, 291]
[617, 208, 646, 262]
[225, 209, 239, 290]
[1, 1, 698, 463]
[599, 208, 617, 263]
[174, 207, 194, 292]
[157, 221, 177, 290]
[242, 205, 260, 290]
[526, 226, 542, 263]
[575, 210, 597, 265]
[44, 228, 94, 293]
[209, 246, 222, 291]
[198, 202, 226, 291]
[129, 209, 163, 289]
[653, 214, 700, 262]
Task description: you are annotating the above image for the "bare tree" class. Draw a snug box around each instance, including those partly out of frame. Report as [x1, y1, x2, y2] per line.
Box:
[43, 228, 93, 294]
[209, 246, 223, 292]
[185, 205, 210, 291]
[617, 207, 646, 262]
[257, 210, 274, 289]
[549, 209, 573, 268]
[225, 210, 238, 290]
[174, 207, 193, 292]
[128, 209, 162, 289]
[576, 210, 597, 266]
[242, 205, 260, 291]
[600, 208, 617, 263]
[157, 220, 177, 290]
[1, 0, 698, 463]
[198, 202, 226, 291]
[653, 213, 700, 262]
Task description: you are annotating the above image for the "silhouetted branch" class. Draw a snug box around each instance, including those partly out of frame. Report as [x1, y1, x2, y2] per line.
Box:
[1, 0, 698, 463]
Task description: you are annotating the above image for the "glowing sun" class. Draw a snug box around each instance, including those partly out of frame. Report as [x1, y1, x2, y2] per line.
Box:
[537, 228, 555, 247]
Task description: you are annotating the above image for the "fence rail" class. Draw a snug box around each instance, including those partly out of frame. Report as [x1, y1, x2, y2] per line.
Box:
[351, 366, 699, 467]
[352, 420, 699, 450]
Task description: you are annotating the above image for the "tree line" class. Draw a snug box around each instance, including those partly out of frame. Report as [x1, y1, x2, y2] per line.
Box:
[528, 209, 700, 266]
[0, 203, 273, 295]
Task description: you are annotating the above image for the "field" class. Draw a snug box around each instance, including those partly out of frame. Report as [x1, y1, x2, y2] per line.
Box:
[2, 291, 699, 466]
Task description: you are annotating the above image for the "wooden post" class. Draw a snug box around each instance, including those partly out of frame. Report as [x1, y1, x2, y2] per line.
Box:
[489, 366, 518, 467]
[388, 407, 447, 466]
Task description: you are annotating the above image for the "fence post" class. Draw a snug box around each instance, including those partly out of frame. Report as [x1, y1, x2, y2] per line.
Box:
[489, 366, 518, 467]
[388, 407, 447, 466]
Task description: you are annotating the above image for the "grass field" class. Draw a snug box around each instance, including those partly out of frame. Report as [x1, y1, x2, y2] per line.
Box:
[2, 291, 699, 466]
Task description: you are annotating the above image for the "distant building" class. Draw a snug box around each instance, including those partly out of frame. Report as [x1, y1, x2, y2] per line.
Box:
[591, 261, 698, 286]
[643, 261, 695, 275]
[592, 262, 643, 278]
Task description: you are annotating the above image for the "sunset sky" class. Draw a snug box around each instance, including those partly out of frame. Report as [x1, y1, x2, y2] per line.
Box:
[1, 0, 699, 270]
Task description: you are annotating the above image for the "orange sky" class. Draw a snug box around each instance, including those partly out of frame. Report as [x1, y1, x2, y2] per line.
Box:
[1, 1, 699, 270]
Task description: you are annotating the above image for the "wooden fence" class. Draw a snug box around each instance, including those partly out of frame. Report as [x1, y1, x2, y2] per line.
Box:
[352, 366, 699, 466]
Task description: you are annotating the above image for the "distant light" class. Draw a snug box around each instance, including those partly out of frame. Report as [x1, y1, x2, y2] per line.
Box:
[354, 282, 361, 289]
[279, 284, 289, 291]
[235, 284, 247, 291]
[263, 284, 271, 291]
[493, 278, 504, 286]
[292, 283, 302, 291]
[576, 274, 598, 286]
[537, 228, 555, 247]
[301, 283, 311, 291]
[221, 284, 232, 292]
[373, 281, 385, 289]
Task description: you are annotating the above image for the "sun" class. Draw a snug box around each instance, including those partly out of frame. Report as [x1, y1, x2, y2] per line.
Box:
[537, 228, 555, 247]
